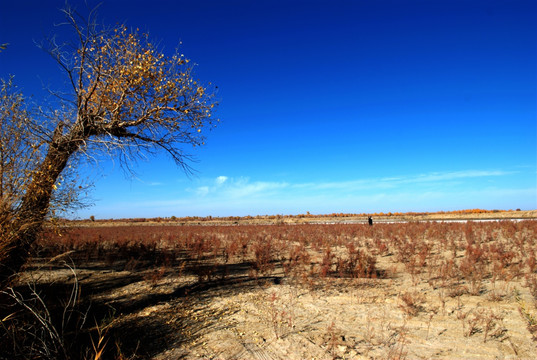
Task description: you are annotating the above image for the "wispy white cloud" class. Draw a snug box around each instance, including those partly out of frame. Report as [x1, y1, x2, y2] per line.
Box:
[225, 179, 289, 198]
[215, 176, 228, 185]
[83, 169, 532, 218]
[191, 176, 288, 198]
[190, 170, 514, 197]
[135, 179, 164, 186]
[407, 170, 513, 183]
[196, 186, 210, 196]
[290, 169, 514, 192]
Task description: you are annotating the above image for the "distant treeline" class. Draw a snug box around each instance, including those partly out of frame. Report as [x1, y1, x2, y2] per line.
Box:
[77, 209, 516, 223]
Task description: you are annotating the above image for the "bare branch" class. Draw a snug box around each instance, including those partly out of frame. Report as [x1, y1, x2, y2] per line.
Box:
[0, 3, 218, 287]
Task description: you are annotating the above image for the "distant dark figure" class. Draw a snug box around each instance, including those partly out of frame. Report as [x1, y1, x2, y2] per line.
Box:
[368, 216, 373, 226]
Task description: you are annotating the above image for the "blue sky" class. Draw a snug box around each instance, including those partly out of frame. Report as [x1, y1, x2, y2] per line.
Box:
[1, 0, 535, 218]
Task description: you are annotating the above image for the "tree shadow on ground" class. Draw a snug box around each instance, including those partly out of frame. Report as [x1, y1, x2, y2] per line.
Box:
[1, 255, 279, 360]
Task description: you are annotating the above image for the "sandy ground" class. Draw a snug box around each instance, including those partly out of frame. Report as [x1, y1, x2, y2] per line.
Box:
[15, 216, 537, 359]
[150, 262, 536, 359]
[21, 252, 537, 359]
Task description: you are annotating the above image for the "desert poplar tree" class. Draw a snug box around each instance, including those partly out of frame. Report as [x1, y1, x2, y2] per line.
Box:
[0, 6, 218, 286]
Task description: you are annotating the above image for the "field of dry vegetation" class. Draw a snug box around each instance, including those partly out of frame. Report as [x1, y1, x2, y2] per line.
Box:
[2, 214, 537, 359]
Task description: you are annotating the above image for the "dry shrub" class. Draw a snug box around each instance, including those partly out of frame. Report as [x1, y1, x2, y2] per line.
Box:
[283, 243, 310, 278]
[0, 197, 17, 287]
[336, 242, 377, 278]
[0, 262, 107, 360]
[320, 248, 334, 278]
[460, 244, 486, 295]
[251, 235, 275, 277]
[399, 291, 425, 317]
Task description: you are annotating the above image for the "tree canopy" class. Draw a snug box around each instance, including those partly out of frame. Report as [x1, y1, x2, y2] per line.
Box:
[0, 6, 218, 286]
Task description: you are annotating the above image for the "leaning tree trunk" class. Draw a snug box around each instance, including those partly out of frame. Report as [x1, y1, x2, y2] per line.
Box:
[0, 135, 79, 288]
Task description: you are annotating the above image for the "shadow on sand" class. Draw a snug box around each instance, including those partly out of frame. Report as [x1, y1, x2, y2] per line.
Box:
[1, 253, 280, 359]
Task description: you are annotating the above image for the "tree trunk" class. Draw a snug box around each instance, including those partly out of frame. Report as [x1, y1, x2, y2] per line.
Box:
[0, 136, 78, 288]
